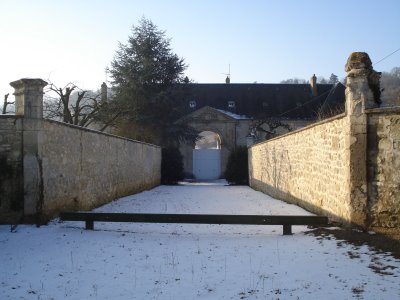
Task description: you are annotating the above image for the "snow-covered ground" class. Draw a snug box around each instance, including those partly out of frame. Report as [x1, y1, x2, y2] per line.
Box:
[1, 181, 399, 299]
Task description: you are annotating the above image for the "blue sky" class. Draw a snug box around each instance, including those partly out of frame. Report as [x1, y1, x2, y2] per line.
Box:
[1, 0, 399, 95]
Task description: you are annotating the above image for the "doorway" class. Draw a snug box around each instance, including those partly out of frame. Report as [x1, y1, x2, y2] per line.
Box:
[192, 131, 221, 180]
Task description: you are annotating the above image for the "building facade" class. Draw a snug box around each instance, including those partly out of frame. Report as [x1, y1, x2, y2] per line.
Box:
[178, 77, 345, 179]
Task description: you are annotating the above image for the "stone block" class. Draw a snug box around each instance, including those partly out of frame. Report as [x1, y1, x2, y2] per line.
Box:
[38, 120, 161, 218]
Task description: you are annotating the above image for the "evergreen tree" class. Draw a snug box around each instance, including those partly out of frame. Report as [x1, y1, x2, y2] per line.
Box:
[328, 73, 339, 84]
[225, 146, 249, 185]
[161, 147, 184, 184]
[109, 17, 196, 146]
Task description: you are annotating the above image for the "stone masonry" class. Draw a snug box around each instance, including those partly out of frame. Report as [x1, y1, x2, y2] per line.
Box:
[249, 52, 399, 229]
[39, 119, 161, 217]
[0, 116, 23, 222]
[367, 108, 400, 228]
[0, 78, 161, 223]
[249, 114, 351, 223]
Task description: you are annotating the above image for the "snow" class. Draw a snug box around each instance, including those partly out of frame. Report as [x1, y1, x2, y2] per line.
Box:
[1, 182, 399, 299]
[216, 109, 252, 120]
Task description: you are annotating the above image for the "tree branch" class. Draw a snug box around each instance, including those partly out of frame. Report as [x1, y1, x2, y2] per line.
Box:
[2, 93, 14, 114]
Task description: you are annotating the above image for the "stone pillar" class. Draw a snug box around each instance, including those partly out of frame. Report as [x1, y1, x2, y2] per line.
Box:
[10, 78, 47, 222]
[10, 78, 47, 119]
[344, 52, 379, 227]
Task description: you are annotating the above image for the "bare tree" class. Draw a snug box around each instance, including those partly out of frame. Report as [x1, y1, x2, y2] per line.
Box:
[2, 93, 14, 114]
[381, 67, 400, 107]
[44, 82, 123, 131]
[250, 117, 292, 141]
[280, 78, 307, 84]
[317, 77, 328, 84]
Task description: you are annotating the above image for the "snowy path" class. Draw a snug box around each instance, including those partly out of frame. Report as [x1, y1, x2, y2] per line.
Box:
[1, 182, 399, 299]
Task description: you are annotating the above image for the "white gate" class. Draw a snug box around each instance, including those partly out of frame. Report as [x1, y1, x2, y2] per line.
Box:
[193, 149, 221, 180]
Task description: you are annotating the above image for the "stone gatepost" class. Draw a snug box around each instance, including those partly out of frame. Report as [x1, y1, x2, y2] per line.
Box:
[11, 78, 47, 119]
[344, 52, 380, 227]
[10, 78, 47, 221]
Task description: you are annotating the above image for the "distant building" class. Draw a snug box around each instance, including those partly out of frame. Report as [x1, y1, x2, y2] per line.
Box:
[177, 76, 345, 180]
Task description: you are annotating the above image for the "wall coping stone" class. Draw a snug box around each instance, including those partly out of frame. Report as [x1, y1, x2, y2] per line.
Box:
[365, 106, 400, 114]
[250, 112, 347, 148]
[43, 118, 161, 149]
[0, 115, 22, 119]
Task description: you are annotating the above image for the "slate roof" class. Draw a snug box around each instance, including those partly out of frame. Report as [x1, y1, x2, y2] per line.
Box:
[179, 83, 345, 119]
[215, 109, 252, 120]
[318, 82, 346, 116]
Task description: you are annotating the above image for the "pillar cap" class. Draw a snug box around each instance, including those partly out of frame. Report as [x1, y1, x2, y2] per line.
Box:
[10, 78, 48, 89]
[345, 52, 372, 72]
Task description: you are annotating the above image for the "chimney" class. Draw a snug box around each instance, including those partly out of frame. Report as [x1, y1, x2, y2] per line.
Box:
[101, 82, 107, 102]
[225, 76, 230, 84]
[310, 74, 318, 97]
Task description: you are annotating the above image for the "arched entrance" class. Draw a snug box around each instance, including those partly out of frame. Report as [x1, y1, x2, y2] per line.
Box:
[193, 131, 221, 180]
[178, 106, 238, 180]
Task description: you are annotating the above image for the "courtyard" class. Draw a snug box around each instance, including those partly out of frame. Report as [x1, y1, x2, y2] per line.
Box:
[1, 181, 399, 299]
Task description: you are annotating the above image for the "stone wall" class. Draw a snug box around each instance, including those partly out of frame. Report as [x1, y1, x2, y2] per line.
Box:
[249, 114, 351, 222]
[0, 78, 161, 223]
[0, 116, 23, 221]
[39, 120, 161, 217]
[249, 52, 399, 229]
[367, 108, 400, 228]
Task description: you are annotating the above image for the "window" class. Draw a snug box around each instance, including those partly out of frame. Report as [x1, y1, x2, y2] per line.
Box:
[228, 101, 235, 108]
[189, 100, 196, 108]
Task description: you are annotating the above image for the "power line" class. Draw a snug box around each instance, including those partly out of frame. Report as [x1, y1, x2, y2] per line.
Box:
[373, 47, 400, 66]
[279, 47, 400, 118]
[278, 87, 334, 117]
[267, 48, 399, 119]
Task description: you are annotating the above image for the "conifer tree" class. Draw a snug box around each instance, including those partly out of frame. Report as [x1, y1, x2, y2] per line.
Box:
[109, 17, 195, 146]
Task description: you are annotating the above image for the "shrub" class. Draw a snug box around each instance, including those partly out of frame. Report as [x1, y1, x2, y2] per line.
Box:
[161, 147, 184, 184]
[224, 146, 249, 185]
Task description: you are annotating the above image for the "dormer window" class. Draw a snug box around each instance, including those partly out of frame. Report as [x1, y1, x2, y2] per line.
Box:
[189, 100, 196, 108]
[228, 101, 235, 108]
